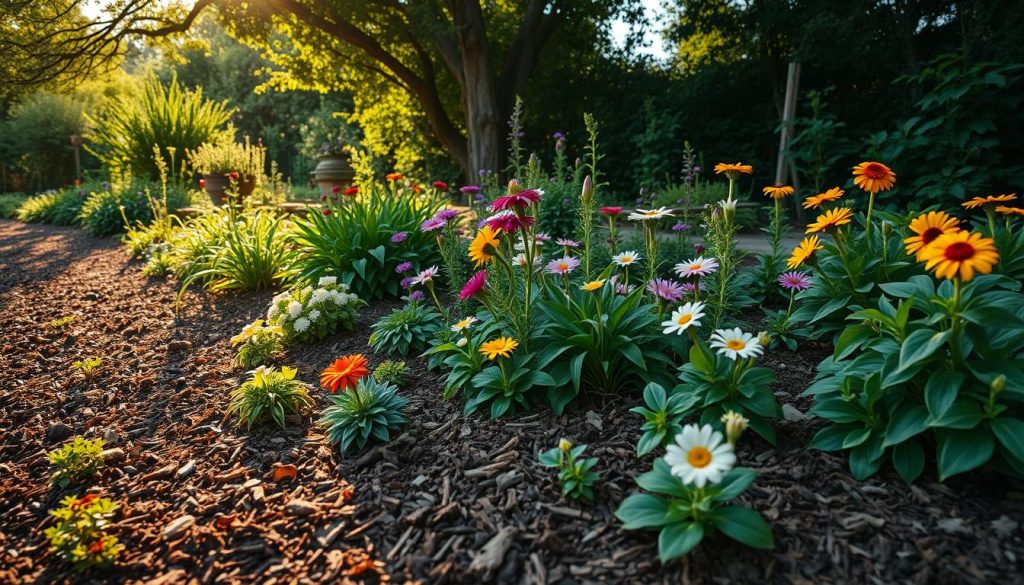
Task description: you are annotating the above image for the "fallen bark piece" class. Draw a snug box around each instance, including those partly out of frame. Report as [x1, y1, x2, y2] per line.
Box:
[142, 463, 177, 482]
[176, 460, 196, 479]
[287, 499, 320, 517]
[101, 448, 126, 463]
[469, 527, 517, 574]
[162, 515, 195, 541]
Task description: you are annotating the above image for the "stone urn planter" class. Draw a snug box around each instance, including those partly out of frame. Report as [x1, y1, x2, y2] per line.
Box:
[201, 173, 256, 207]
[313, 155, 355, 197]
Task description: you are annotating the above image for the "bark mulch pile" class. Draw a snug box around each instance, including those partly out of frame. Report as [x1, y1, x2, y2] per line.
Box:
[1, 219, 1022, 584]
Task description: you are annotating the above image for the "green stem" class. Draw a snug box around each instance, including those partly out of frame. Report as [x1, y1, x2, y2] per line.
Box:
[865, 192, 877, 240]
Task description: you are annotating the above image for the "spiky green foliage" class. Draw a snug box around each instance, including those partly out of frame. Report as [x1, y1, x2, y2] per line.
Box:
[78, 190, 153, 236]
[368, 302, 441, 355]
[320, 377, 409, 455]
[372, 360, 408, 387]
[228, 366, 313, 429]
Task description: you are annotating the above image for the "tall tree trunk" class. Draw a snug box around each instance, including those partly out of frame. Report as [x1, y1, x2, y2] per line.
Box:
[452, 0, 503, 180]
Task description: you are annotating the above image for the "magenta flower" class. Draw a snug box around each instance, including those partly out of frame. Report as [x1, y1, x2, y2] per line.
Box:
[546, 256, 580, 275]
[778, 271, 812, 291]
[391, 231, 409, 243]
[460, 185, 481, 194]
[680, 281, 705, 294]
[647, 278, 685, 302]
[486, 211, 534, 233]
[535, 232, 552, 243]
[491, 189, 542, 212]
[436, 209, 460, 221]
[421, 217, 446, 232]
[395, 261, 413, 274]
[459, 270, 488, 301]
[672, 222, 691, 232]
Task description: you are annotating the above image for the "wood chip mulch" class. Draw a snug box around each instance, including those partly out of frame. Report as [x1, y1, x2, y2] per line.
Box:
[0, 219, 1022, 584]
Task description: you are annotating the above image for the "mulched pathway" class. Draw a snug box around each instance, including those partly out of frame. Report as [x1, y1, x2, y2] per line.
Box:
[0, 218, 1022, 584]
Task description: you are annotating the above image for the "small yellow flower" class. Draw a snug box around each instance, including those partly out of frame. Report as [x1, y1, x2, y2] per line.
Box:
[787, 235, 824, 269]
[904, 211, 961, 259]
[918, 230, 999, 282]
[559, 438, 573, 452]
[762, 185, 794, 200]
[962, 194, 1017, 210]
[468, 226, 501, 267]
[479, 337, 518, 360]
[802, 187, 844, 209]
[580, 279, 606, 292]
[996, 205, 1024, 216]
[806, 207, 854, 234]
[852, 161, 896, 194]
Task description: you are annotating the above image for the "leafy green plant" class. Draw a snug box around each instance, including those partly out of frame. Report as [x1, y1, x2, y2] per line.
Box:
[373, 360, 408, 387]
[78, 189, 153, 237]
[538, 439, 601, 501]
[71, 357, 103, 380]
[48, 437, 105, 489]
[291, 182, 444, 300]
[425, 315, 500, 399]
[466, 337, 556, 418]
[265, 277, 365, 344]
[227, 366, 313, 429]
[616, 421, 773, 562]
[0, 193, 29, 219]
[231, 319, 286, 368]
[45, 494, 124, 571]
[368, 302, 442, 356]
[630, 382, 698, 457]
[320, 377, 409, 455]
[15, 191, 61, 223]
[187, 138, 265, 176]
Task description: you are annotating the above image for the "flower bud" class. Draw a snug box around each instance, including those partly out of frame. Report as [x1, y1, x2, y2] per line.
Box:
[507, 178, 521, 195]
[757, 331, 771, 348]
[456, 337, 468, 348]
[558, 438, 572, 452]
[721, 410, 749, 445]
[581, 175, 593, 205]
[991, 374, 1006, 396]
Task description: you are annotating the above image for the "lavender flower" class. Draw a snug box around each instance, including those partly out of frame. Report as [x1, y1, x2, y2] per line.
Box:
[778, 271, 812, 291]
[421, 217, 446, 232]
[408, 290, 426, 302]
[396, 261, 413, 274]
[391, 231, 409, 243]
[436, 209, 460, 221]
[400, 276, 415, 289]
[647, 278, 686, 302]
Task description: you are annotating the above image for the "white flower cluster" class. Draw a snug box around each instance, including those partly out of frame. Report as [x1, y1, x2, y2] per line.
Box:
[265, 276, 363, 342]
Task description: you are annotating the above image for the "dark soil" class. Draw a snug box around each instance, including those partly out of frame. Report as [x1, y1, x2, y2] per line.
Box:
[1, 219, 1022, 584]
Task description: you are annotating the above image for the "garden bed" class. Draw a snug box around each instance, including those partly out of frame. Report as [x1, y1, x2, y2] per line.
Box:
[1, 218, 1022, 584]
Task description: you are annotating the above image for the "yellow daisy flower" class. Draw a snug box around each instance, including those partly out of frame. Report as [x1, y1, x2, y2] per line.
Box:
[919, 231, 999, 282]
[762, 185, 794, 200]
[802, 187, 844, 209]
[962, 194, 1018, 209]
[852, 161, 896, 194]
[996, 206, 1024, 216]
[806, 207, 853, 234]
[468, 226, 501, 267]
[580, 279, 606, 292]
[479, 337, 518, 360]
[904, 211, 961, 259]
[787, 235, 824, 269]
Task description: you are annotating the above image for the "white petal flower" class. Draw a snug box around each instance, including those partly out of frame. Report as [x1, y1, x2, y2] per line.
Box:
[311, 289, 329, 305]
[451, 316, 478, 332]
[293, 317, 311, 333]
[287, 301, 303, 319]
[664, 423, 736, 487]
[674, 256, 719, 278]
[318, 276, 337, 287]
[308, 309, 321, 322]
[709, 327, 764, 360]
[661, 302, 706, 335]
[612, 250, 641, 266]
[456, 337, 468, 347]
[628, 207, 674, 221]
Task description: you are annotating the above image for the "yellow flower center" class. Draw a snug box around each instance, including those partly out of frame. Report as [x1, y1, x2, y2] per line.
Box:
[687, 446, 712, 468]
[689, 264, 701, 271]
[726, 339, 745, 350]
[676, 314, 692, 325]
[558, 261, 569, 270]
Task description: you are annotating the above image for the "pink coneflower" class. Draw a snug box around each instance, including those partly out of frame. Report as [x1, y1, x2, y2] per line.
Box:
[421, 217, 446, 232]
[395, 261, 413, 274]
[432, 180, 449, 190]
[486, 211, 534, 233]
[647, 278, 685, 302]
[600, 206, 624, 216]
[491, 189, 542, 211]
[778, 271, 812, 291]
[546, 256, 580, 275]
[391, 231, 409, 243]
[460, 185, 481, 194]
[556, 238, 579, 248]
[436, 209, 460, 221]
[459, 270, 488, 301]
[675, 256, 719, 278]
[412, 266, 439, 286]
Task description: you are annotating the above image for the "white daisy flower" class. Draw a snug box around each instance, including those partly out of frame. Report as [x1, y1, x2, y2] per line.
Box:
[318, 276, 337, 287]
[512, 253, 539, 268]
[287, 301, 303, 319]
[308, 309, 321, 322]
[674, 256, 719, 278]
[661, 301, 705, 335]
[310, 288, 329, 305]
[709, 327, 764, 360]
[451, 316, 478, 332]
[612, 250, 641, 266]
[718, 198, 737, 213]
[293, 317, 311, 333]
[628, 207, 674, 221]
[664, 423, 736, 488]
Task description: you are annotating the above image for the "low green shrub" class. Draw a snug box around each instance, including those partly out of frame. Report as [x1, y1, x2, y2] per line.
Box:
[368, 302, 442, 356]
[228, 365, 313, 429]
[0, 193, 28, 219]
[79, 189, 153, 236]
[45, 494, 124, 571]
[320, 377, 409, 455]
[47, 437, 105, 489]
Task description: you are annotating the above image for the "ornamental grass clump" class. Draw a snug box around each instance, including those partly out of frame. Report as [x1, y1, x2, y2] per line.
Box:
[230, 319, 285, 368]
[45, 494, 125, 571]
[320, 376, 409, 455]
[265, 276, 365, 344]
[48, 437, 105, 489]
[616, 417, 773, 562]
[228, 366, 313, 429]
[538, 439, 601, 502]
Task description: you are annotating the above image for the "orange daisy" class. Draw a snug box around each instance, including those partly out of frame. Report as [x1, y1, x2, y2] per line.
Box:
[762, 185, 794, 200]
[320, 354, 369, 393]
[802, 187, 845, 209]
[787, 235, 824, 269]
[714, 162, 753, 179]
[996, 205, 1024, 216]
[852, 161, 896, 194]
[386, 172, 403, 182]
[962, 194, 1018, 209]
[806, 207, 854, 233]
[904, 211, 961, 259]
[919, 231, 999, 282]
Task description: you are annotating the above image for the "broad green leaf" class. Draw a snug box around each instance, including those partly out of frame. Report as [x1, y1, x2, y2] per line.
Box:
[711, 506, 774, 549]
[658, 522, 705, 561]
[937, 429, 994, 481]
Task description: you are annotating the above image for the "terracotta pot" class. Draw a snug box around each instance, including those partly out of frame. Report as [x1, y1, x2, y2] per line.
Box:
[313, 155, 355, 197]
[202, 173, 256, 207]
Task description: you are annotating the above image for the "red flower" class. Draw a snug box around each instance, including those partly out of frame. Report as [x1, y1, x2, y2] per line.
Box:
[199, 178, 207, 189]
[320, 354, 369, 392]
[323, 208, 331, 216]
[321, 195, 327, 202]
[386, 172, 403, 181]
[343, 186, 359, 196]
[432, 180, 449, 190]
[332, 186, 340, 194]
[600, 206, 624, 216]
[228, 172, 240, 181]
[88, 538, 105, 554]
[491, 189, 542, 212]
[72, 494, 99, 509]
[486, 213, 534, 233]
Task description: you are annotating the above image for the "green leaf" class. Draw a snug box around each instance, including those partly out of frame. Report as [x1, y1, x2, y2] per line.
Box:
[937, 429, 994, 481]
[929, 400, 984, 429]
[892, 440, 925, 484]
[712, 468, 756, 501]
[991, 418, 1024, 462]
[898, 329, 951, 371]
[711, 506, 774, 549]
[924, 370, 964, 419]
[658, 522, 704, 561]
[615, 494, 671, 529]
[882, 404, 929, 447]
[808, 425, 849, 452]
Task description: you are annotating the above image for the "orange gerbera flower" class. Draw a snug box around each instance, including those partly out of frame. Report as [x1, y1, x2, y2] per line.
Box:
[962, 194, 1018, 209]
[714, 162, 754, 178]
[806, 207, 854, 233]
[996, 205, 1024, 216]
[320, 354, 369, 393]
[802, 187, 845, 209]
[386, 172, 403, 182]
[852, 161, 896, 194]
[787, 235, 824, 269]
[904, 211, 961, 259]
[762, 185, 794, 200]
[919, 231, 999, 282]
